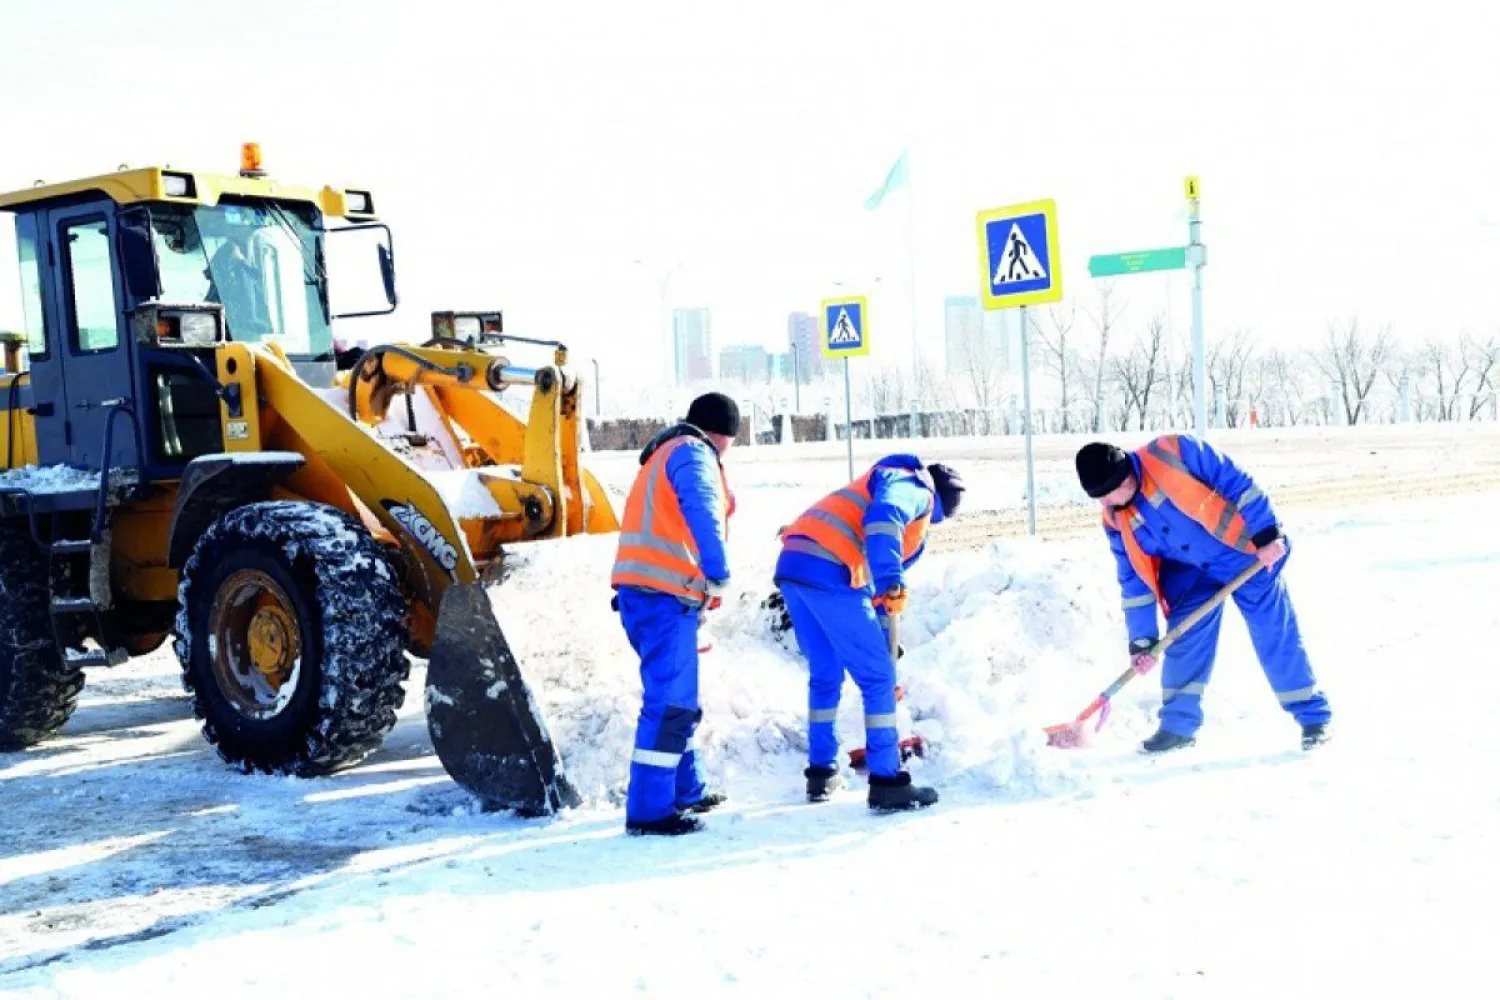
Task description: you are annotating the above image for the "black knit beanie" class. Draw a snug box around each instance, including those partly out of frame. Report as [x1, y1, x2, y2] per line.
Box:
[1075, 442, 1133, 498]
[926, 463, 966, 517]
[686, 392, 741, 437]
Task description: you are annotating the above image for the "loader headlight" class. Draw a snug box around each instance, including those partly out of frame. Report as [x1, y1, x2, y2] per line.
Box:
[136, 303, 226, 349]
[452, 316, 481, 345]
[176, 312, 219, 346]
[162, 171, 196, 198]
[431, 310, 504, 347]
[345, 189, 373, 214]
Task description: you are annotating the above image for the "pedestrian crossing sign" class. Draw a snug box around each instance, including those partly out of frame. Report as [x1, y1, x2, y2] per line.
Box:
[821, 296, 870, 359]
[975, 198, 1063, 310]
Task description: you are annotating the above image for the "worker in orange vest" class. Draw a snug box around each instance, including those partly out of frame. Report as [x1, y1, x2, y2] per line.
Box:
[774, 455, 966, 811]
[1075, 436, 1331, 753]
[611, 393, 740, 836]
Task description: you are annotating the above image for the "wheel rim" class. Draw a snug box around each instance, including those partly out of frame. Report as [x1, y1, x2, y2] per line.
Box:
[209, 569, 304, 720]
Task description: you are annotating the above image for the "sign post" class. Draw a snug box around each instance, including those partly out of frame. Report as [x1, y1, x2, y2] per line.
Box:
[975, 198, 1063, 535]
[1019, 306, 1037, 535]
[821, 295, 870, 480]
[1187, 176, 1207, 436]
[1086, 176, 1208, 436]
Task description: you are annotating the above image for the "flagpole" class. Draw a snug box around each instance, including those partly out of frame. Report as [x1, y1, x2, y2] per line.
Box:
[903, 147, 919, 436]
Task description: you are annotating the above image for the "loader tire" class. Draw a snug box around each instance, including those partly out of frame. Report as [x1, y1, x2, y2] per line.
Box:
[175, 502, 409, 776]
[0, 523, 83, 750]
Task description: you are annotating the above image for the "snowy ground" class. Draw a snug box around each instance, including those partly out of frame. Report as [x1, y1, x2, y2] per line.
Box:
[2, 429, 1499, 997]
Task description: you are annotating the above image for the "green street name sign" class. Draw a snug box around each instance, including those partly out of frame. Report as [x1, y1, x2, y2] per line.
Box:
[1088, 246, 1188, 278]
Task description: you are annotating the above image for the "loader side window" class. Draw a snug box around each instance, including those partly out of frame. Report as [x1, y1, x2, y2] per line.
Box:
[15, 216, 48, 359]
[61, 218, 120, 353]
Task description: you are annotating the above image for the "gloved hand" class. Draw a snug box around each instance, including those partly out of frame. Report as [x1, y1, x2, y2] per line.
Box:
[873, 585, 909, 616]
[1129, 637, 1158, 675]
[1255, 537, 1288, 569]
[701, 578, 729, 610]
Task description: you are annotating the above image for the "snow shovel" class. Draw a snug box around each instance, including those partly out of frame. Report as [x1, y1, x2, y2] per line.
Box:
[1044, 560, 1264, 749]
[848, 610, 926, 768]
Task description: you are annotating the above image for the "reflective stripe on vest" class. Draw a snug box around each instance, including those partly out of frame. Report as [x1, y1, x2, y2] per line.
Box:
[610, 437, 730, 601]
[1103, 435, 1257, 616]
[784, 466, 931, 589]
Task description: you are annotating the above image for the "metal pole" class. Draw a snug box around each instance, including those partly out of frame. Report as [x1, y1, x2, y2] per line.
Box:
[1020, 305, 1037, 536]
[843, 357, 855, 480]
[1189, 196, 1207, 436]
[793, 345, 801, 412]
[904, 150, 920, 437]
[592, 358, 601, 417]
[662, 287, 674, 387]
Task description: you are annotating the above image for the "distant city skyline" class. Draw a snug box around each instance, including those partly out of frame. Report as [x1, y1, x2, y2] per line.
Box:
[719, 343, 772, 383]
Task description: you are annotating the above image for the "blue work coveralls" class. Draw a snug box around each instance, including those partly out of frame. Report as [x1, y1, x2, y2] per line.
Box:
[614, 425, 732, 823]
[1108, 436, 1332, 737]
[773, 454, 945, 778]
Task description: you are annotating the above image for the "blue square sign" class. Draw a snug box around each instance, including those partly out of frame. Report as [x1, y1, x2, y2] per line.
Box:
[820, 296, 869, 359]
[976, 199, 1063, 309]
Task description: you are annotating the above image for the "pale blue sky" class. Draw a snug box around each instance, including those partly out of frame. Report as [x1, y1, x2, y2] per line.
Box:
[2, 0, 1497, 392]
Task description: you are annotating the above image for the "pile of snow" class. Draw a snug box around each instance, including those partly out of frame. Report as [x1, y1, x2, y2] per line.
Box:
[427, 468, 507, 518]
[491, 527, 1140, 807]
[0, 463, 100, 494]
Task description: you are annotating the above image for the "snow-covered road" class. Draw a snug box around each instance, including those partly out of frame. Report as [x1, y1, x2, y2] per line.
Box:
[3, 467, 1496, 997]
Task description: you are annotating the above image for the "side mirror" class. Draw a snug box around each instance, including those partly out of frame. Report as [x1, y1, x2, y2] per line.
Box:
[117, 206, 162, 303]
[327, 223, 397, 319]
[378, 243, 397, 309]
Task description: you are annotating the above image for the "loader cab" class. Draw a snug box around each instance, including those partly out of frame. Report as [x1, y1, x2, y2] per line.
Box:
[2, 163, 395, 482]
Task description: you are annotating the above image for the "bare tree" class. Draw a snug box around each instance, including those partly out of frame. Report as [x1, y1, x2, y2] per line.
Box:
[1463, 334, 1500, 419]
[1034, 304, 1079, 431]
[1419, 335, 1473, 421]
[1312, 318, 1394, 425]
[1111, 314, 1168, 430]
[1079, 281, 1126, 432]
[1381, 347, 1425, 422]
[1208, 328, 1257, 426]
[913, 355, 954, 412]
[953, 324, 1005, 411]
[1262, 348, 1312, 426]
[864, 364, 906, 413]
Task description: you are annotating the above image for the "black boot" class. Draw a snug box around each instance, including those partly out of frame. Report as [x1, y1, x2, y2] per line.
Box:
[1301, 722, 1331, 750]
[678, 791, 728, 814]
[867, 771, 938, 812]
[626, 813, 704, 837]
[805, 765, 844, 802]
[1140, 729, 1197, 754]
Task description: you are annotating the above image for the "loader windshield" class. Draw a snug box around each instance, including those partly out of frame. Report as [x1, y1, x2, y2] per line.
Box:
[150, 201, 333, 358]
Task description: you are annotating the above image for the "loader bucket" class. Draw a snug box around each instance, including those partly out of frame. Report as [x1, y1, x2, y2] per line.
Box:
[425, 582, 580, 815]
[582, 468, 620, 534]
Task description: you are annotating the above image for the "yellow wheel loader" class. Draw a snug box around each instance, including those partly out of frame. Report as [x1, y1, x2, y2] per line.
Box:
[0, 146, 618, 814]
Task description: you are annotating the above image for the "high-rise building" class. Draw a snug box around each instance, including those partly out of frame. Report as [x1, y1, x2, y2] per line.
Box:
[786, 311, 823, 383]
[719, 344, 772, 384]
[984, 308, 1016, 374]
[775, 352, 796, 381]
[672, 307, 713, 385]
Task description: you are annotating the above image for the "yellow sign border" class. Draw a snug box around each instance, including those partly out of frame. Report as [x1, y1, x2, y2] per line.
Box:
[975, 198, 1063, 310]
[820, 295, 871, 359]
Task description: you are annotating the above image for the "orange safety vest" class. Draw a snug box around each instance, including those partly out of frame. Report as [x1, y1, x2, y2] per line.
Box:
[611, 436, 733, 602]
[782, 465, 932, 589]
[1103, 435, 1257, 615]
